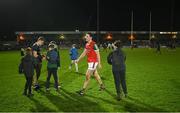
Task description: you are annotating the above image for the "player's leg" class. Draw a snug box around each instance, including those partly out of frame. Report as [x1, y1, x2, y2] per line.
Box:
[77, 63, 94, 95]
[69, 60, 73, 69]
[75, 60, 79, 72]
[92, 62, 105, 90]
[77, 69, 93, 95]
[94, 69, 105, 90]
[83, 69, 93, 89]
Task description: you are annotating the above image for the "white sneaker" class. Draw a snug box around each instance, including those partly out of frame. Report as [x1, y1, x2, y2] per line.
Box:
[58, 85, 61, 88]
[69, 66, 72, 70]
[46, 88, 50, 91]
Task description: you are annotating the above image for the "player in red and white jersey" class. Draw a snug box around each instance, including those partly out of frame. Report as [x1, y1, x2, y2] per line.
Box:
[76, 33, 105, 95]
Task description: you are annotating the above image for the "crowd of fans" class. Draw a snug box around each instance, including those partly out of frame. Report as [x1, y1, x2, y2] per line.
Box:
[0, 35, 179, 51]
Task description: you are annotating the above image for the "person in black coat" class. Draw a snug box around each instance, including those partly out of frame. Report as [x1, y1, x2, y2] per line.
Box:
[107, 40, 127, 101]
[20, 47, 35, 96]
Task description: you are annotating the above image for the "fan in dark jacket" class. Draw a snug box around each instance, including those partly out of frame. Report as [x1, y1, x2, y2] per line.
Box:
[107, 40, 127, 101]
[20, 47, 35, 96]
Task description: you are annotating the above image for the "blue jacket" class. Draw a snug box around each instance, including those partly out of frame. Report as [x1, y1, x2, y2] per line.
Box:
[70, 48, 78, 60]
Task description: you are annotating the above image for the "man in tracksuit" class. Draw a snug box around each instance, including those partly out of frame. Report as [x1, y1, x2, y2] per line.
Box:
[107, 40, 128, 101]
[20, 47, 35, 97]
[46, 44, 60, 92]
[32, 37, 44, 90]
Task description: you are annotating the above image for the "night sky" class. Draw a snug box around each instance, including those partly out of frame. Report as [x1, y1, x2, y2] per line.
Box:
[0, 0, 179, 33]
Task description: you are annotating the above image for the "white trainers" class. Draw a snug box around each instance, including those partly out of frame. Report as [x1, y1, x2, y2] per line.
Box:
[58, 85, 61, 88]
[69, 66, 72, 70]
[46, 88, 50, 92]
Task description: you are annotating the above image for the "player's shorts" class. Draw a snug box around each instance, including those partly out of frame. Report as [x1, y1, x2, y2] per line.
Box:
[88, 62, 98, 70]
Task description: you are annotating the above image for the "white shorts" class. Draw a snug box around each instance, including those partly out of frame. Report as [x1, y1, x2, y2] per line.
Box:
[88, 62, 98, 70]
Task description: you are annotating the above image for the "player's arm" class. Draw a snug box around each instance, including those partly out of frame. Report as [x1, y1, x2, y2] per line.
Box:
[96, 51, 102, 68]
[76, 49, 87, 63]
[94, 44, 102, 68]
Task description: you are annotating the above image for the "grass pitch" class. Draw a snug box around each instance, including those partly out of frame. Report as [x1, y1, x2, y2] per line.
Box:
[0, 48, 179, 112]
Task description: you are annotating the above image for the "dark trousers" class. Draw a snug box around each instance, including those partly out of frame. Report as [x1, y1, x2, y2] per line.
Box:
[24, 75, 33, 94]
[46, 68, 58, 89]
[112, 70, 127, 95]
[34, 63, 42, 81]
[156, 48, 161, 54]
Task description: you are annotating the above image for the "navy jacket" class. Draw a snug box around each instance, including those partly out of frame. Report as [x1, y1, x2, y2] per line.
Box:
[107, 49, 126, 71]
[46, 49, 60, 69]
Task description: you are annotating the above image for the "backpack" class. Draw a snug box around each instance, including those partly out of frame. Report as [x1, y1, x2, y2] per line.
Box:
[18, 62, 24, 74]
[107, 52, 113, 65]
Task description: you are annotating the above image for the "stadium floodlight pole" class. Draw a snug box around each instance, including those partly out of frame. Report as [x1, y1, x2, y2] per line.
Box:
[96, 0, 100, 43]
[170, 0, 174, 32]
[130, 10, 133, 46]
[149, 11, 152, 40]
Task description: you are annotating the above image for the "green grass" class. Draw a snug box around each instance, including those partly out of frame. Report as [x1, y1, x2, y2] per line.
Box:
[0, 48, 180, 112]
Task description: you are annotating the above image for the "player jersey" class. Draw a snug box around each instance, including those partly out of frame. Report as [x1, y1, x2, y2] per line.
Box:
[85, 41, 99, 62]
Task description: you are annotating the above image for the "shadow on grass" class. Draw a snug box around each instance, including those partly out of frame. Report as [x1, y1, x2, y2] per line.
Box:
[170, 79, 180, 90]
[122, 97, 166, 112]
[34, 88, 107, 112]
[73, 72, 85, 76]
[103, 89, 166, 112]
[73, 71, 106, 81]
[28, 97, 56, 112]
